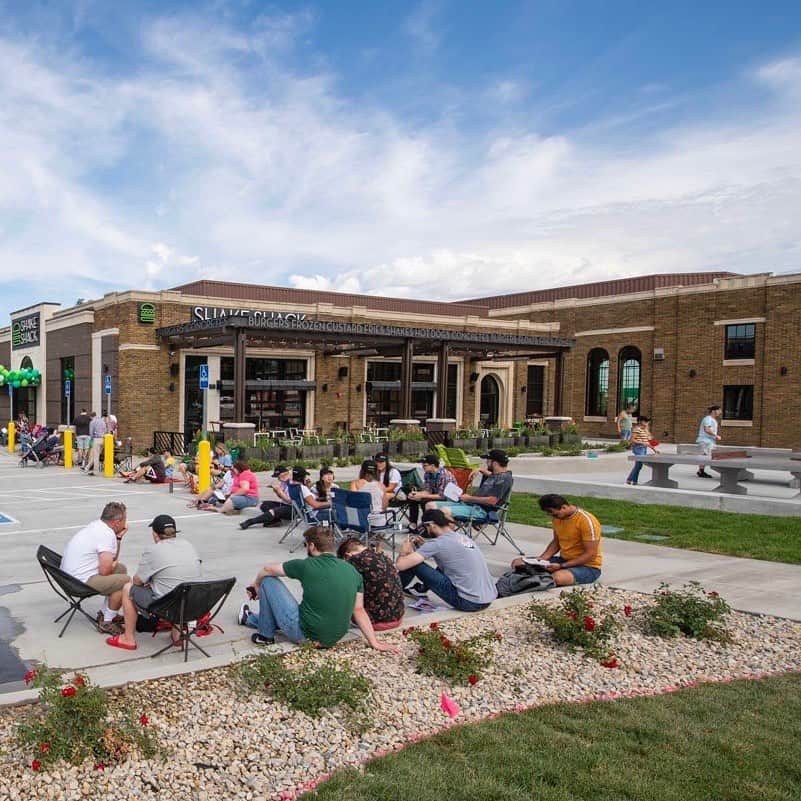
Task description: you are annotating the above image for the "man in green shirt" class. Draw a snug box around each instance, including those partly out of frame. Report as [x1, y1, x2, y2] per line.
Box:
[239, 526, 400, 652]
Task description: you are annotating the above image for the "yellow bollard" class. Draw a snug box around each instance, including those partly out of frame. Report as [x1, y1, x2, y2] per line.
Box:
[64, 430, 73, 469]
[7, 421, 15, 454]
[197, 440, 211, 493]
[104, 433, 114, 478]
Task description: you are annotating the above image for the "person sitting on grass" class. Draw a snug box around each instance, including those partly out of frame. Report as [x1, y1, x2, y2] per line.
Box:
[240, 465, 292, 529]
[105, 515, 202, 651]
[121, 448, 167, 484]
[395, 508, 497, 612]
[511, 493, 602, 586]
[206, 460, 259, 514]
[237, 525, 400, 653]
[430, 448, 513, 524]
[337, 538, 405, 630]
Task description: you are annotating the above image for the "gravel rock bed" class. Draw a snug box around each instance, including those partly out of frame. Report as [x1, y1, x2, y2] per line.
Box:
[2, 587, 801, 800]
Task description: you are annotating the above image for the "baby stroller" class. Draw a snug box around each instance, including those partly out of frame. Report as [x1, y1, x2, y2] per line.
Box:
[19, 430, 62, 468]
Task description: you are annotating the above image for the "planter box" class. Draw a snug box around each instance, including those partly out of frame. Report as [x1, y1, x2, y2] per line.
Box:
[353, 443, 376, 458]
[560, 434, 582, 446]
[332, 442, 349, 458]
[243, 447, 262, 460]
[452, 438, 477, 452]
[385, 441, 401, 457]
[491, 437, 513, 450]
[476, 437, 489, 452]
[300, 444, 336, 461]
[529, 435, 550, 447]
[280, 445, 298, 462]
[398, 440, 427, 458]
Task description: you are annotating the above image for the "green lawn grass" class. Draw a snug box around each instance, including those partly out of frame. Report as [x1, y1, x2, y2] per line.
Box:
[308, 674, 801, 801]
[507, 492, 801, 564]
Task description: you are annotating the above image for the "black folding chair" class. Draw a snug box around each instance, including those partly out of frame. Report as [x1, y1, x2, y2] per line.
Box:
[37, 545, 102, 637]
[141, 578, 236, 662]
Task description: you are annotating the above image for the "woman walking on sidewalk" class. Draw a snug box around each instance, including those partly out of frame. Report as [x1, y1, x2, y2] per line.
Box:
[626, 416, 655, 486]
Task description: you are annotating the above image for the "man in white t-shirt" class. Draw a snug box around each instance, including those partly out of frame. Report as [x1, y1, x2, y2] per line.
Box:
[695, 404, 722, 478]
[60, 501, 130, 634]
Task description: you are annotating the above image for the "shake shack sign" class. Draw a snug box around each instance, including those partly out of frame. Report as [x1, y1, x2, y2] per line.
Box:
[11, 312, 40, 350]
[192, 306, 307, 323]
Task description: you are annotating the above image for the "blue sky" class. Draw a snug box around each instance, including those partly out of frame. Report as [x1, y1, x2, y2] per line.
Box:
[1, 0, 800, 321]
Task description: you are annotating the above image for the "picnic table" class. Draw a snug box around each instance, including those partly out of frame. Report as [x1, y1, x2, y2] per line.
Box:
[628, 453, 801, 497]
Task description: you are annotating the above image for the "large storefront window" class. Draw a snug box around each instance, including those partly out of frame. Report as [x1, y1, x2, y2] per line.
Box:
[445, 363, 458, 419]
[585, 349, 609, 417]
[366, 361, 438, 426]
[12, 355, 37, 423]
[219, 357, 307, 431]
[526, 365, 544, 417]
[184, 355, 207, 437]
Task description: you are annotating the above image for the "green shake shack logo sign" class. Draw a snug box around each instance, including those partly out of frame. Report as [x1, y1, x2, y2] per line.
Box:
[11, 312, 40, 350]
[138, 303, 156, 324]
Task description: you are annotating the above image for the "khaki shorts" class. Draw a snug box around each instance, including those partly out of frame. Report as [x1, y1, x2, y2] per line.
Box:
[86, 563, 129, 596]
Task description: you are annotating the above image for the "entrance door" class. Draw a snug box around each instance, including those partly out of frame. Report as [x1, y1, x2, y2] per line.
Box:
[479, 374, 500, 427]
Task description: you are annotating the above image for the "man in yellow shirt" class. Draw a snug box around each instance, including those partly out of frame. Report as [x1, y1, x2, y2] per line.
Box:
[512, 494, 602, 586]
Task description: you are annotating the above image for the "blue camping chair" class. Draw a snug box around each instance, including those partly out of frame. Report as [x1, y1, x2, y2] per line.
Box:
[279, 483, 333, 552]
[331, 490, 399, 551]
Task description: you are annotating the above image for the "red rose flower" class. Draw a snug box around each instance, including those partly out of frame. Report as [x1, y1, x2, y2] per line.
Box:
[708, 591, 719, 597]
[441, 639, 452, 648]
[583, 617, 596, 632]
[600, 656, 619, 668]
[94, 762, 106, 771]
[567, 611, 577, 620]
[140, 714, 149, 725]
[40, 743, 50, 754]
[61, 686, 76, 698]
[429, 622, 439, 630]
[494, 632, 503, 641]
[587, 601, 594, 608]
[623, 605, 632, 617]
[75, 677, 86, 686]
[24, 670, 36, 685]
[31, 759, 42, 772]
[264, 681, 271, 689]
[468, 674, 478, 685]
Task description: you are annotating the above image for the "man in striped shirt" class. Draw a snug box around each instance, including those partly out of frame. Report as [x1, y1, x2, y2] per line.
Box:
[512, 494, 602, 585]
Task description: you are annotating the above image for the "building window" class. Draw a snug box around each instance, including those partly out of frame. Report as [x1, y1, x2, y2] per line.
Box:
[60, 356, 75, 424]
[184, 356, 207, 437]
[366, 361, 437, 426]
[445, 363, 458, 420]
[618, 346, 641, 413]
[526, 365, 544, 417]
[725, 324, 756, 359]
[723, 385, 753, 421]
[585, 349, 609, 417]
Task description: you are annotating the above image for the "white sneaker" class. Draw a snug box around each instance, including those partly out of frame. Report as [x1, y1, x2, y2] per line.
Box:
[238, 603, 251, 626]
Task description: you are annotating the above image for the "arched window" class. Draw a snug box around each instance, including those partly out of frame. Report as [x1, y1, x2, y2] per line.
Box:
[585, 349, 610, 417]
[618, 346, 641, 413]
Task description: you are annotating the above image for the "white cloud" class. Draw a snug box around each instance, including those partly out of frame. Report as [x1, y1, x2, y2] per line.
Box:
[0, 13, 800, 321]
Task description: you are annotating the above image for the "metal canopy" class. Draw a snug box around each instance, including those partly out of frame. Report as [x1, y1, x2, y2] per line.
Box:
[156, 316, 575, 421]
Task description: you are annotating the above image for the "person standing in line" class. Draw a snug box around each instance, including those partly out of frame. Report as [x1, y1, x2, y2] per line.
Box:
[71, 408, 92, 466]
[626, 416, 654, 486]
[82, 412, 107, 476]
[696, 404, 722, 478]
[615, 404, 635, 442]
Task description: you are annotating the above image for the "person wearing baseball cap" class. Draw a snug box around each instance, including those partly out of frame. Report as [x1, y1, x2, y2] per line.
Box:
[431, 449, 514, 525]
[240, 465, 292, 530]
[349, 459, 391, 526]
[106, 515, 202, 651]
[395, 509, 497, 611]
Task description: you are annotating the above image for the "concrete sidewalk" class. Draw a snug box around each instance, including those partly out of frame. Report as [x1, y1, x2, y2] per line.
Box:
[1, 450, 799, 704]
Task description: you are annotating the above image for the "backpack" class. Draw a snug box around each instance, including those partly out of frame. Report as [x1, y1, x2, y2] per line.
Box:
[496, 564, 555, 597]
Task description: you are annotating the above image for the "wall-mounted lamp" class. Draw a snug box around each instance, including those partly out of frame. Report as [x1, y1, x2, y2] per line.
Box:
[169, 363, 180, 377]
[469, 371, 479, 383]
[520, 385, 527, 393]
[322, 383, 328, 392]
[356, 384, 363, 393]
[338, 366, 349, 379]
[780, 366, 788, 376]
[168, 383, 175, 393]
[168, 350, 176, 357]
[688, 369, 697, 378]
[103, 364, 109, 374]
[469, 385, 475, 393]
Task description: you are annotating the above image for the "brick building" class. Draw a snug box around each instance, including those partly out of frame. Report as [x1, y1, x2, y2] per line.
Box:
[1, 270, 799, 449]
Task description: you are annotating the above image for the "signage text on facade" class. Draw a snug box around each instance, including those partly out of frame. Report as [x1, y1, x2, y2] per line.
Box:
[11, 312, 40, 350]
[192, 306, 307, 323]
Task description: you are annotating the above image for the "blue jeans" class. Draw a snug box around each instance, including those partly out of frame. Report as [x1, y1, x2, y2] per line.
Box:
[550, 556, 601, 585]
[620, 429, 632, 441]
[399, 563, 490, 612]
[627, 444, 648, 484]
[232, 494, 259, 510]
[433, 501, 489, 522]
[245, 577, 306, 643]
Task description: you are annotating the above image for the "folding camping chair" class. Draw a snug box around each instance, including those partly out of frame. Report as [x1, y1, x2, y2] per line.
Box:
[393, 466, 424, 524]
[331, 490, 400, 555]
[452, 500, 523, 555]
[279, 483, 332, 552]
[141, 578, 236, 662]
[37, 545, 102, 637]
